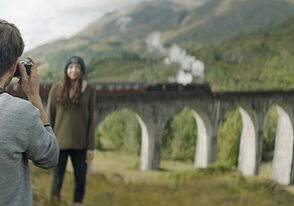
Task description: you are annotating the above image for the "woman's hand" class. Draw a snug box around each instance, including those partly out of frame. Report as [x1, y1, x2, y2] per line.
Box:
[86, 150, 94, 163]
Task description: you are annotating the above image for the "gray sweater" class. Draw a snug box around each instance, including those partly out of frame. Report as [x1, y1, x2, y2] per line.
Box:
[0, 93, 59, 206]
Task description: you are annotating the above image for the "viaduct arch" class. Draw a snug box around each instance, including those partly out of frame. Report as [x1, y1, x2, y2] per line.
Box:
[7, 82, 294, 185]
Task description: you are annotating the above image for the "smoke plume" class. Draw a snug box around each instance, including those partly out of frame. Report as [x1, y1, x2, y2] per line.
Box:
[146, 31, 204, 85]
[116, 16, 133, 32]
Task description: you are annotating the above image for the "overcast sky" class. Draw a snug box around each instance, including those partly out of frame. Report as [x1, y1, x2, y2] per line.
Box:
[0, 0, 149, 51]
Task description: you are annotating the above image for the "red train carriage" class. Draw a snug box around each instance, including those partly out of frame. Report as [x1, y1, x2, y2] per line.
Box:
[5, 82, 210, 95]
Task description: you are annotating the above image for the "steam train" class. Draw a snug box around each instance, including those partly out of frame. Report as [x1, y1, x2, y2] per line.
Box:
[5, 82, 211, 95]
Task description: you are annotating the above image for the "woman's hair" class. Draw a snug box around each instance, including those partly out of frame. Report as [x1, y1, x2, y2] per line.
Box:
[57, 74, 83, 109]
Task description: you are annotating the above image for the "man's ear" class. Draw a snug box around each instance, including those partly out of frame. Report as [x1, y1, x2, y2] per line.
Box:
[10, 57, 19, 75]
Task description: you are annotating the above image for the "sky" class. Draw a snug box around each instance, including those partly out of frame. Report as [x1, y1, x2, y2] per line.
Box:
[0, 0, 149, 51]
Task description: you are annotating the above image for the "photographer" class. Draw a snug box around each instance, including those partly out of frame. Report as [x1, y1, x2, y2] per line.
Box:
[0, 19, 59, 205]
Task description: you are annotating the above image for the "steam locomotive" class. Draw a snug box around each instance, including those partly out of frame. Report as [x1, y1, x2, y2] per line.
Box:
[92, 82, 211, 93]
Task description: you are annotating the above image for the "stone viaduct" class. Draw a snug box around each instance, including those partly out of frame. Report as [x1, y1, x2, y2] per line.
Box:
[6, 82, 294, 185]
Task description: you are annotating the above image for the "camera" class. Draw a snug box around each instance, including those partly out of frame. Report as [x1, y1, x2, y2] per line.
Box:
[13, 60, 32, 77]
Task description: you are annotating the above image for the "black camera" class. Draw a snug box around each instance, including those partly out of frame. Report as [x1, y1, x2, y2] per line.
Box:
[13, 60, 32, 77]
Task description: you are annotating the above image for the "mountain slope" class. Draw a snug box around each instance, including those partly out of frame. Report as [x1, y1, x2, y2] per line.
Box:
[173, 0, 294, 44]
[25, 0, 294, 83]
[196, 15, 294, 91]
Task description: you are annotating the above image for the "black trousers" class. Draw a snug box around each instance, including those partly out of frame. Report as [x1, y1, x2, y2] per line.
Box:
[51, 149, 87, 203]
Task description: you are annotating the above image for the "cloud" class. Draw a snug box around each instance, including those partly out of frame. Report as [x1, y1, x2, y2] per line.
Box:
[1, 0, 149, 50]
[146, 31, 205, 85]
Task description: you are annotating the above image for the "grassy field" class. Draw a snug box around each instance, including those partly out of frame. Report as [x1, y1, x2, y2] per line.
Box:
[31, 150, 294, 206]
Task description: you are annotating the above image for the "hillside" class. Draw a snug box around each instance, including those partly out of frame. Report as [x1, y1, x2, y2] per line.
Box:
[196, 15, 294, 91]
[24, 0, 294, 85]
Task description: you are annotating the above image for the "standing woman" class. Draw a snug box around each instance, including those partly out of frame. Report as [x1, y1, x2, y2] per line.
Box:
[47, 55, 96, 205]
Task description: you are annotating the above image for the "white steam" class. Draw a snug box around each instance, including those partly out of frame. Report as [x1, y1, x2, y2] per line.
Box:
[146, 31, 205, 85]
[146, 32, 166, 54]
[116, 16, 133, 32]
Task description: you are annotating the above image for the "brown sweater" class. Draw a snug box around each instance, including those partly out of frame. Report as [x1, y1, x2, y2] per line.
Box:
[47, 83, 96, 150]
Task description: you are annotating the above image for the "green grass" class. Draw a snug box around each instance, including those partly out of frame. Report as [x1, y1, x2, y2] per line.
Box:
[31, 150, 294, 206]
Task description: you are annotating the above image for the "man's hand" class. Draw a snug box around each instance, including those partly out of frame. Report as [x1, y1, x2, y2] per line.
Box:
[19, 56, 49, 125]
[19, 56, 40, 100]
[86, 150, 94, 163]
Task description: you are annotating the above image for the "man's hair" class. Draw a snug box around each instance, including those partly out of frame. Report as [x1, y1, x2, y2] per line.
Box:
[0, 19, 24, 77]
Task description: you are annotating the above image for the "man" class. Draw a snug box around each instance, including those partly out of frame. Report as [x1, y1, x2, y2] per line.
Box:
[0, 19, 59, 205]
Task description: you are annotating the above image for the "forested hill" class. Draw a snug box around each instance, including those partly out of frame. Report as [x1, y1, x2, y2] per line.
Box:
[24, 0, 294, 86]
[197, 15, 294, 91]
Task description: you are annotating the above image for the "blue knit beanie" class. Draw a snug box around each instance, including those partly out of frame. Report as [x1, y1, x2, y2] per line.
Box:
[64, 55, 86, 74]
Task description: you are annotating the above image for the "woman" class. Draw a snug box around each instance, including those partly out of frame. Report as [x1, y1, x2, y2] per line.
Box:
[47, 55, 95, 205]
